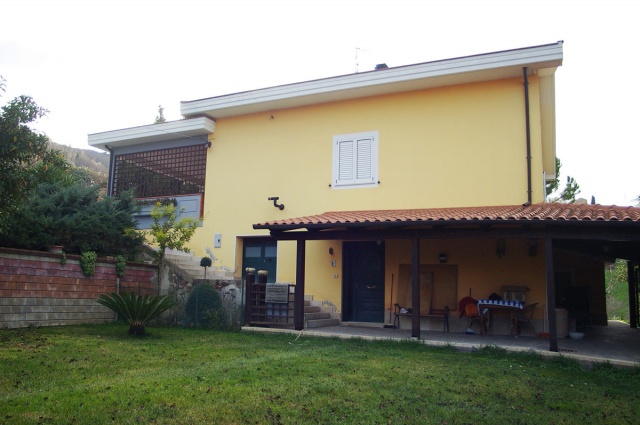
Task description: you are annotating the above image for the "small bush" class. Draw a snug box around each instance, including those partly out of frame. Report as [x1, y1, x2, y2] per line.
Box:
[96, 292, 177, 336]
[80, 251, 97, 277]
[115, 255, 126, 278]
[184, 284, 222, 327]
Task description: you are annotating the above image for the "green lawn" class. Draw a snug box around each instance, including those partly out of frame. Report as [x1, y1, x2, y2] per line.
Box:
[1, 325, 639, 424]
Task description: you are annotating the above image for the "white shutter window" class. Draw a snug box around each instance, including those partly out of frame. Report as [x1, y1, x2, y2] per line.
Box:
[332, 131, 378, 189]
[338, 139, 354, 182]
[355, 137, 372, 181]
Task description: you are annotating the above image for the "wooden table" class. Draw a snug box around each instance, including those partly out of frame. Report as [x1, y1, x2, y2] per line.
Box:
[477, 300, 524, 336]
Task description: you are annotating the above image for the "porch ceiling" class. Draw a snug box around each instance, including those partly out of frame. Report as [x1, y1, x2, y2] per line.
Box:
[253, 203, 640, 260]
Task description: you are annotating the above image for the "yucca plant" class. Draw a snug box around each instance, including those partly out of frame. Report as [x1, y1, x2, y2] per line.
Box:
[96, 292, 177, 335]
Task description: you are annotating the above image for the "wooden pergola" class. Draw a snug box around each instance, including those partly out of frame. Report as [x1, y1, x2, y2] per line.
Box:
[254, 204, 640, 352]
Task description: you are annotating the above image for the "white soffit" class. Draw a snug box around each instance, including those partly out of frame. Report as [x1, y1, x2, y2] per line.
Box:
[181, 42, 563, 119]
[88, 117, 216, 151]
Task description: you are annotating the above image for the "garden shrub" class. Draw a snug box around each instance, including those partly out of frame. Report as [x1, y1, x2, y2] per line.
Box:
[115, 255, 126, 278]
[96, 292, 177, 336]
[184, 284, 222, 327]
[0, 183, 143, 257]
[80, 251, 97, 277]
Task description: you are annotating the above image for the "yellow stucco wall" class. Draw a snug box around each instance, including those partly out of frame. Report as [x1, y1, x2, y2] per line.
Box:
[385, 239, 547, 320]
[188, 76, 551, 318]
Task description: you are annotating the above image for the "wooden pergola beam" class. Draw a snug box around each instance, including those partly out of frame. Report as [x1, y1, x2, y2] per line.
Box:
[269, 225, 640, 244]
[294, 240, 306, 331]
[545, 239, 558, 352]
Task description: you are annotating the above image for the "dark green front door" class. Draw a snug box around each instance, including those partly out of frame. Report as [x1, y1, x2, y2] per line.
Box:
[343, 241, 385, 323]
[242, 238, 277, 283]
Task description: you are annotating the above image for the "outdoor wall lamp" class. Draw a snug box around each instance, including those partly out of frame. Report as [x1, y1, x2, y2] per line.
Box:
[268, 197, 285, 210]
[438, 253, 448, 263]
[496, 238, 506, 258]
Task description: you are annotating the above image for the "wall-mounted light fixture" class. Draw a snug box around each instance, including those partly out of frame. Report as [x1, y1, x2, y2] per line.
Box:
[438, 253, 448, 264]
[528, 239, 537, 257]
[267, 197, 285, 210]
[496, 238, 506, 258]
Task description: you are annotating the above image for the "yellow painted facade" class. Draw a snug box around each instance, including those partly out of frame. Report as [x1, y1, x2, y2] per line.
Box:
[187, 75, 556, 325]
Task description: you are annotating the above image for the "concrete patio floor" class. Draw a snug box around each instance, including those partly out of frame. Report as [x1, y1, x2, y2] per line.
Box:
[243, 320, 640, 368]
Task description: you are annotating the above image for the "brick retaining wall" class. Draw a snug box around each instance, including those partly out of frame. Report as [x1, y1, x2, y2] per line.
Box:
[0, 248, 158, 329]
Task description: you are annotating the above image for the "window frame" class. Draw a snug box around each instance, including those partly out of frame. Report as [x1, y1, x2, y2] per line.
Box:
[331, 131, 379, 189]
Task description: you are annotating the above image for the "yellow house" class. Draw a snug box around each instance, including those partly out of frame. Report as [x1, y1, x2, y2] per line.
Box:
[89, 41, 640, 350]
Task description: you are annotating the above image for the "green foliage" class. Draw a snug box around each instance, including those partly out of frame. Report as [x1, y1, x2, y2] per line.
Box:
[184, 284, 222, 327]
[143, 202, 199, 286]
[200, 256, 212, 278]
[559, 175, 580, 203]
[0, 183, 144, 257]
[136, 197, 177, 208]
[154, 105, 166, 124]
[0, 80, 73, 230]
[96, 292, 177, 335]
[80, 251, 97, 277]
[69, 166, 107, 189]
[115, 255, 126, 279]
[546, 157, 561, 196]
[146, 202, 199, 257]
[546, 157, 581, 203]
[48, 140, 109, 180]
[606, 259, 630, 321]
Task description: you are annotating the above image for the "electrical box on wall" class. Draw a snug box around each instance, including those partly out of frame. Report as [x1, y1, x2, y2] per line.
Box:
[214, 234, 222, 248]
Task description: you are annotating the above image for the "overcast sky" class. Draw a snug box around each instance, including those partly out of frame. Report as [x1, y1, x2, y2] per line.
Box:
[2, 0, 639, 205]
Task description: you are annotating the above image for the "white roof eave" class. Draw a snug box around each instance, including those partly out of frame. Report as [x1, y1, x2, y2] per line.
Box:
[181, 41, 563, 119]
[87, 117, 216, 151]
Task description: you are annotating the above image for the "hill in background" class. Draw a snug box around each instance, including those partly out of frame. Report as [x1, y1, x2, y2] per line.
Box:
[50, 142, 110, 175]
[48, 142, 110, 189]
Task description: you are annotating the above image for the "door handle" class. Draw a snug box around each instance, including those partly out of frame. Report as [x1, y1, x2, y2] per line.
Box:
[366, 285, 376, 289]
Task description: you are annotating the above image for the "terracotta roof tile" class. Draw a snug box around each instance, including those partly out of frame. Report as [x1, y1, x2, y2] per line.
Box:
[254, 203, 640, 229]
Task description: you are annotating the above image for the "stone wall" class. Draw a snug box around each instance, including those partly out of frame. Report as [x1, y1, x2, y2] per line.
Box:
[0, 248, 157, 329]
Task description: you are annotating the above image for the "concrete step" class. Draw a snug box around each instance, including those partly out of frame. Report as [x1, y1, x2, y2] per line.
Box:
[306, 318, 341, 328]
[163, 250, 235, 280]
[304, 306, 321, 313]
[169, 259, 202, 269]
[304, 312, 330, 321]
[172, 262, 202, 271]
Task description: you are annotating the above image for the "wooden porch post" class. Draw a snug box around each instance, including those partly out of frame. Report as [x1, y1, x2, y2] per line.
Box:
[244, 268, 255, 326]
[294, 239, 306, 331]
[411, 238, 420, 339]
[545, 238, 558, 352]
[627, 261, 638, 329]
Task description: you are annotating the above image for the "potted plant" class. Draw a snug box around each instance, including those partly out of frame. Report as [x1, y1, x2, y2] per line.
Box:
[200, 256, 213, 279]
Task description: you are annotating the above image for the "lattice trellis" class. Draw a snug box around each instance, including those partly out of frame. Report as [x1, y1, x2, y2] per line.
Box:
[112, 144, 207, 198]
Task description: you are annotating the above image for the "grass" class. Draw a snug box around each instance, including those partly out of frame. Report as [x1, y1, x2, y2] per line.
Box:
[1, 325, 639, 424]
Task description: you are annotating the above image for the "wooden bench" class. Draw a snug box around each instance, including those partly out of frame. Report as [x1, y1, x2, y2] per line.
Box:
[393, 304, 450, 332]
